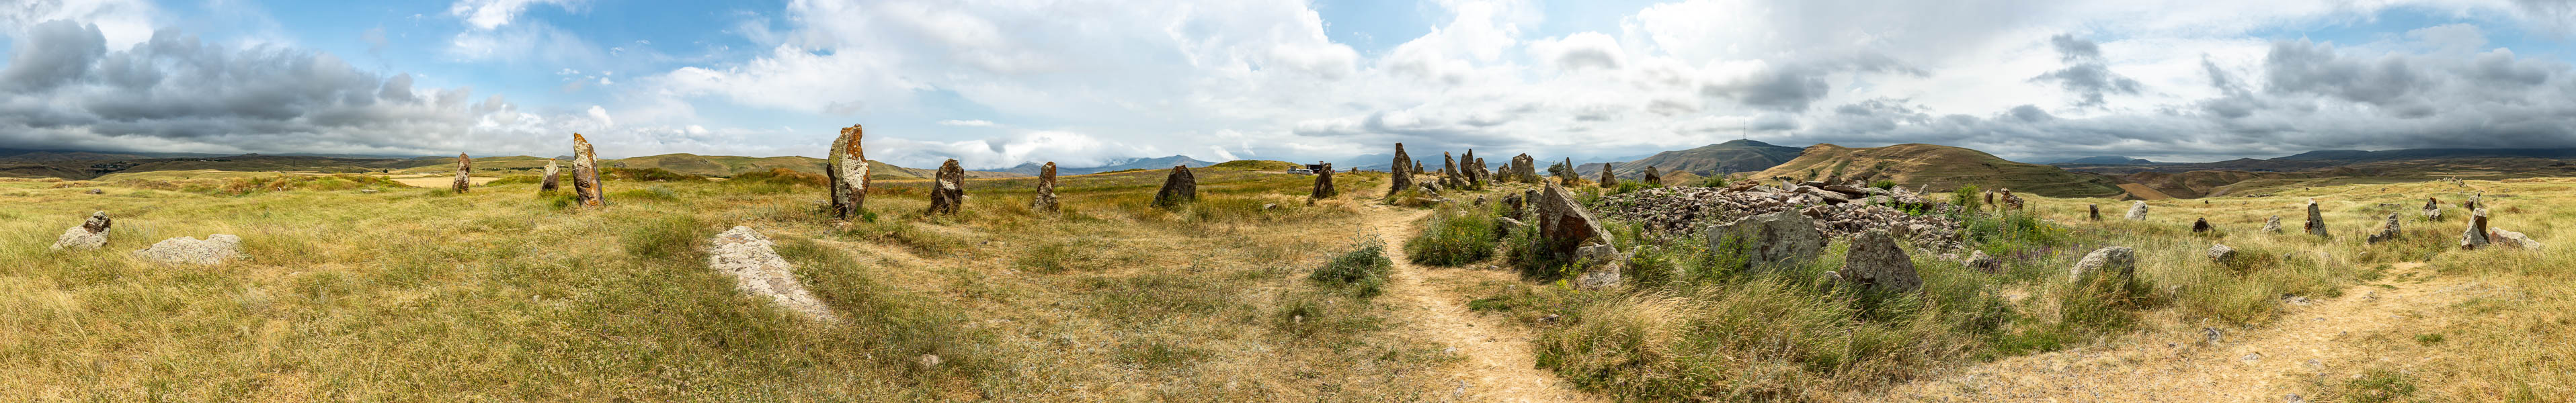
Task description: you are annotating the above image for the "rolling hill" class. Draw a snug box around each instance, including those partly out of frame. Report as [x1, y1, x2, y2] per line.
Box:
[1588, 140, 1804, 177]
[1741, 143, 2128, 198]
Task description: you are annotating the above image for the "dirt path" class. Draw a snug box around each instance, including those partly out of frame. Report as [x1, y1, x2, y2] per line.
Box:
[1359, 205, 1605, 402]
[1882, 262, 2488, 402]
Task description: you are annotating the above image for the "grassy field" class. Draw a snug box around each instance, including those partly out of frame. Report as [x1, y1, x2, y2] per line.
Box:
[6, 165, 2571, 402]
[0, 167, 1464, 401]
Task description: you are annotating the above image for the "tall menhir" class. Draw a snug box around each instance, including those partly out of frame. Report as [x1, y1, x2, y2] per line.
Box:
[828, 124, 871, 220]
[572, 133, 605, 207]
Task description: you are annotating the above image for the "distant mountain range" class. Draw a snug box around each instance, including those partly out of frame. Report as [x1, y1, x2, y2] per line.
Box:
[1000, 155, 1216, 176]
[1576, 140, 1804, 178]
[1746, 143, 2130, 198]
[2040, 155, 2156, 165]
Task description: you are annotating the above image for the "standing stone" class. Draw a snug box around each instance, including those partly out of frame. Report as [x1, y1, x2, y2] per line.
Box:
[133, 234, 247, 265]
[452, 153, 473, 193]
[2070, 247, 2137, 283]
[540, 159, 561, 192]
[2461, 208, 2491, 249]
[2304, 198, 2329, 237]
[1461, 150, 1478, 188]
[1511, 154, 1537, 183]
[2366, 213, 2403, 244]
[1599, 163, 1617, 188]
[1390, 143, 1414, 195]
[571, 133, 605, 207]
[2192, 218, 2212, 233]
[1031, 162, 1059, 214]
[1473, 157, 1489, 187]
[1644, 166, 1662, 187]
[2088, 204, 2101, 220]
[1707, 210, 1826, 271]
[1413, 160, 1424, 175]
[2124, 201, 2149, 220]
[928, 159, 966, 216]
[2208, 244, 2239, 263]
[707, 226, 840, 322]
[2464, 193, 2481, 210]
[1984, 190, 1995, 207]
[1533, 183, 1611, 259]
[828, 124, 871, 220]
[1835, 230, 1921, 293]
[2422, 197, 2442, 221]
[50, 211, 112, 251]
[1309, 162, 1336, 200]
[2001, 190, 2025, 210]
[1151, 165, 1197, 208]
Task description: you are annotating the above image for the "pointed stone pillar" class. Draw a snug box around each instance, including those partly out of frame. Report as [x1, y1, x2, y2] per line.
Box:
[828, 124, 870, 220]
[452, 153, 472, 193]
[572, 133, 604, 207]
[1031, 162, 1059, 214]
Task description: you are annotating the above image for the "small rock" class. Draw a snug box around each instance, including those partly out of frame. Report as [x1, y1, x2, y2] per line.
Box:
[1964, 250, 2001, 273]
[359, 189, 378, 193]
[707, 226, 841, 322]
[2208, 244, 2238, 263]
[50, 211, 112, 251]
[1837, 230, 1921, 292]
[2204, 327, 2224, 345]
[916, 354, 942, 370]
[85, 188, 104, 195]
[2241, 352, 2263, 361]
[1262, 203, 1278, 210]
[2124, 201, 2149, 220]
[2070, 247, 2137, 282]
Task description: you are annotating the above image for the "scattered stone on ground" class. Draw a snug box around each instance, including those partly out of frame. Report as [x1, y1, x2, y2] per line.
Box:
[2070, 246, 2137, 283]
[2208, 244, 2237, 263]
[1031, 162, 1060, 214]
[707, 226, 841, 322]
[2126, 200, 2149, 220]
[134, 234, 247, 265]
[930, 159, 967, 215]
[1572, 244, 1625, 290]
[50, 211, 111, 251]
[1151, 165, 1197, 208]
[2489, 226, 2544, 249]
[1965, 250, 2001, 273]
[2366, 213, 2402, 244]
[829, 124, 871, 219]
[1835, 229, 1921, 292]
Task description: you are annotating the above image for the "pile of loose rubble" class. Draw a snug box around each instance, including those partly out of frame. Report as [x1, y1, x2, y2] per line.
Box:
[1596, 182, 1968, 252]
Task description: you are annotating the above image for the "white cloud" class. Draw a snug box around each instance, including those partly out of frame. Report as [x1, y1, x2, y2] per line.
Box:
[937, 120, 998, 127]
[448, 0, 582, 30]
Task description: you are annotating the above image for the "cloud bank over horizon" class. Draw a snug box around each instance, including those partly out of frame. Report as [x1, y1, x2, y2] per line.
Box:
[4, 0, 2576, 169]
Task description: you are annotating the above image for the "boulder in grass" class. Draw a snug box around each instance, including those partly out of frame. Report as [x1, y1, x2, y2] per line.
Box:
[707, 226, 840, 322]
[1833, 230, 1921, 293]
[2489, 227, 2543, 250]
[2124, 201, 2149, 220]
[2461, 208, 2491, 249]
[2208, 244, 2238, 263]
[1706, 210, 1824, 271]
[2069, 247, 2136, 283]
[51, 212, 112, 251]
[134, 234, 247, 265]
[2365, 213, 2401, 244]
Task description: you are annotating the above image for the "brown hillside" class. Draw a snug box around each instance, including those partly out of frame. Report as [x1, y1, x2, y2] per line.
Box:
[1743, 143, 2126, 198]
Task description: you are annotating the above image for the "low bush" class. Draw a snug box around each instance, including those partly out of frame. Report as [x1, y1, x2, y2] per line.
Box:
[1404, 206, 1500, 266]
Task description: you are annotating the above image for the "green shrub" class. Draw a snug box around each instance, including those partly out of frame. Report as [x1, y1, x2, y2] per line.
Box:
[1869, 179, 1898, 189]
[1698, 175, 1729, 188]
[1404, 206, 1500, 266]
[1309, 241, 1393, 298]
[2337, 369, 2419, 403]
[1951, 184, 1984, 212]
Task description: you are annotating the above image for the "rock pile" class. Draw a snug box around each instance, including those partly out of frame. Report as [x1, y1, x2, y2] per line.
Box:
[1152, 165, 1197, 208]
[829, 125, 871, 219]
[707, 226, 840, 322]
[1598, 185, 1964, 251]
[134, 234, 247, 265]
[929, 159, 965, 215]
[50, 212, 111, 251]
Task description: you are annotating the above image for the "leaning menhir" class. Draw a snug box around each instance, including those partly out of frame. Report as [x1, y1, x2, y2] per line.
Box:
[2461, 208, 2491, 249]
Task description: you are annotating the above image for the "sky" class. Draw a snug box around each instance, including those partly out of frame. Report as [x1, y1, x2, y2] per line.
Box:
[3, 0, 2575, 169]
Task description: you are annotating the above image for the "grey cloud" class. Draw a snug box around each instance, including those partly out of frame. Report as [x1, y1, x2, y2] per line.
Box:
[1702, 69, 1830, 111]
[2, 20, 107, 92]
[2031, 34, 2140, 107]
[2262, 40, 2427, 107]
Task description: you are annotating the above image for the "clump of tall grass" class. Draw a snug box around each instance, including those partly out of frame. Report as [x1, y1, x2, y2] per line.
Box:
[487, 175, 545, 185]
[1404, 205, 1500, 266]
[205, 174, 402, 195]
[1309, 240, 1393, 298]
[604, 167, 702, 181]
[729, 168, 828, 187]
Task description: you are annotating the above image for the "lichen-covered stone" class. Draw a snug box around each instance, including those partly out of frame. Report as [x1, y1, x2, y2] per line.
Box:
[1535, 183, 1610, 259]
[1151, 165, 1197, 208]
[1707, 210, 1825, 271]
[2366, 213, 2401, 244]
[134, 234, 246, 265]
[50, 211, 111, 251]
[2263, 215, 2283, 232]
[2461, 208, 2491, 249]
[2304, 198, 2329, 237]
[828, 124, 870, 219]
[1837, 230, 1920, 292]
[2070, 247, 2136, 282]
[2125, 201, 2149, 220]
[1390, 143, 1413, 194]
[1598, 162, 1616, 188]
[452, 153, 472, 193]
[708, 226, 840, 322]
[929, 159, 966, 215]
[540, 159, 560, 192]
[1031, 162, 1060, 214]
[572, 133, 605, 207]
